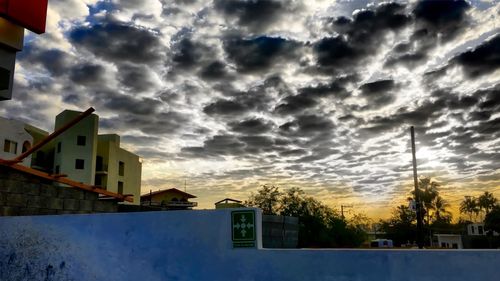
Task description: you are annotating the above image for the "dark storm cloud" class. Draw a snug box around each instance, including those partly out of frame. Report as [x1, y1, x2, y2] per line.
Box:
[69, 63, 106, 85]
[101, 111, 189, 135]
[203, 99, 248, 116]
[413, 0, 470, 42]
[171, 37, 213, 70]
[316, 2, 410, 73]
[94, 91, 162, 115]
[205, 75, 289, 117]
[181, 134, 246, 158]
[385, 0, 471, 69]
[18, 47, 71, 77]
[359, 80, 398, 109]
[228, 118, 274, 134]
[199, 61, 230, 80]
[69, 20, 164, 64]
[452, 34, 500, 78]
[117, 64, 155, 92]
[280, 114, 335, 136]
[214, 0, 285, 32]
[223, 36, 301, 73]
[275, 80, 350, 115]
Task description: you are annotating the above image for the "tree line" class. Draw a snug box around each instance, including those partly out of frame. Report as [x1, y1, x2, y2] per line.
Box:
[245, 178, 500, 248]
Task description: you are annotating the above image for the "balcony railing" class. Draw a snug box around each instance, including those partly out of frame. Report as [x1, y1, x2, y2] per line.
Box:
[95, 164, 108, 174]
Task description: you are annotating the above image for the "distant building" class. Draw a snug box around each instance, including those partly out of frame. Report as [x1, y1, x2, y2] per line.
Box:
[433, 234, 463, 249]
[215, 198, 245, 209]
[467, 223, 499, 236]
[0, 116, 33, 166]
[141, 188, 197, 210]
[1, 110, 142, 205]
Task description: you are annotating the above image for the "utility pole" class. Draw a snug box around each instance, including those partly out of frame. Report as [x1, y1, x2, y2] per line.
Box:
[411, 126, 424, 249]
[341, 205, 352, 219]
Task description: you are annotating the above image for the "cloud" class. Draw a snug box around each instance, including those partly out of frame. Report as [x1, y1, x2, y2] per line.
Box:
[223, 36, 301, 73]
[228, 118, 274, 134]
[452, 34, 500, 78]
[358, 79, 398, 109]
[214, 0, 285, 33]
[69, 19, 165, 64]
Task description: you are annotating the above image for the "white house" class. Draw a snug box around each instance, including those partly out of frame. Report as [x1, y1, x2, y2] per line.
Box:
[434, 234, 463, 249]
[0, 116, 33, 166]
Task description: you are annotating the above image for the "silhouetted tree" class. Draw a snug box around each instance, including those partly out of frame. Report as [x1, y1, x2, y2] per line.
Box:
[380, 205, 417, 246]
[247, 185, 367, 247]
[478, 191, 498, 217]
[484, 206, 500, 234]
[432, 196, 452, 223]
[460, 196, 479, 222]
[245, 184, 281, 215]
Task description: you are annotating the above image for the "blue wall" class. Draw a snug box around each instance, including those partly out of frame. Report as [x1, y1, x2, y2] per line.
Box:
[1, 209, 499, 281]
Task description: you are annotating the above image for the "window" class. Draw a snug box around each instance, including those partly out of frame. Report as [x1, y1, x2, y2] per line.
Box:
[75, 159, 85, 169]
[77, 136, 86, 146]
[478, 226, 484, 235]
[117, 181, 124, 194]
[3, 139, 17, 154]
[95, 175, 102, 186]
[118, 161, 125, 176]
[57, 142, 61, 153]
[55, 165, 60, 174]
[0, 67, 10, 90]
[22, 141, 31, 153]
[471, 226, 475, 234]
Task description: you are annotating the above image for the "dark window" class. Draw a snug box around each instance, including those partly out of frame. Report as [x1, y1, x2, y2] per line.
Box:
[22, 141, 31, 153]
[471, 226, 475, 234]
[96, 156, 103, 171]
[75, 159, 84, 169]
[117, 181, 124, 194]
[441, 242, 446, 248]
[95, 175, 102, 186]
[57, 142, 61, 153]
[478, 226, 484, 235]
[77, 136, 86, 146]
[3, 139, 17, 154]
[452, 243, 458, 249]
[55, 165, 60, 174]
[0, 67, 10, 90]
[118, 161, 124, 176]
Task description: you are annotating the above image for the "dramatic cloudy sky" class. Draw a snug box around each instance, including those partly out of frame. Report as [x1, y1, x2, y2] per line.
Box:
[2, 0, 500, 219]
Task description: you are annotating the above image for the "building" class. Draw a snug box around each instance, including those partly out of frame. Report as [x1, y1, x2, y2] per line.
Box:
[141, 188, 197, 210]
[1, 110, 142, 205]
[214, 198, 245, 209]
[0, 116, 33, 166]
[433, 234, 463, 249]
[1, 0, 48, 100]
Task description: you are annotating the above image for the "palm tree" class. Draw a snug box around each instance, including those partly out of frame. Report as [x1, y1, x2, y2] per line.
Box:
[478, 191, 498, 218]
[460, 196, 479, 222]
[412, 177, 439, 225]
[433, 196, 451, 223]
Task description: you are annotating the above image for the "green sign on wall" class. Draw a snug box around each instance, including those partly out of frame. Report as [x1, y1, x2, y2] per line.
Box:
[232, 210, 256, 248]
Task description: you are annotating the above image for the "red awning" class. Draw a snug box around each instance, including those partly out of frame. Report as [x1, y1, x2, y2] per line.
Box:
[0, 0, 48, 34]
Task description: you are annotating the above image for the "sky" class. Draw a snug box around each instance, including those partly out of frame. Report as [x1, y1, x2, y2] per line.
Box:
[1, 0, 499, 219]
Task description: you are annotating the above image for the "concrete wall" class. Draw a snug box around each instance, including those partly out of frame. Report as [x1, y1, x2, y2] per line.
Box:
[1, 208, 499, 281]
[0, 166, 118, 216]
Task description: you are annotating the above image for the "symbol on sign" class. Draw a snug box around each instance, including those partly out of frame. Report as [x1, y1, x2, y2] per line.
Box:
[234, 215, 254, 238]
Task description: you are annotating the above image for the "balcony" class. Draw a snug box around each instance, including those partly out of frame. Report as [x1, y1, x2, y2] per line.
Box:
[95, 164, 108, 175]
